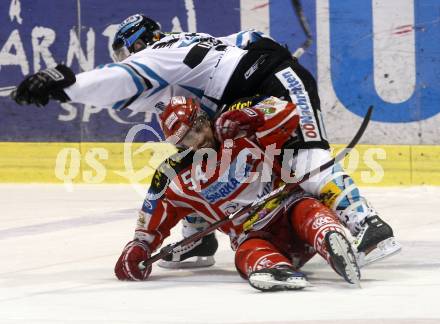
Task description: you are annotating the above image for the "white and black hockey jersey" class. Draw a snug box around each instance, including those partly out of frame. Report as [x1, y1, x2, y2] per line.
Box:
[64, 30, 267, 117]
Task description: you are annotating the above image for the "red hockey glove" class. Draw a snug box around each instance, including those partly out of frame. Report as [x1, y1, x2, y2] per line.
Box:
[115, 240, 152, 281]
[215, 107, 265, 142]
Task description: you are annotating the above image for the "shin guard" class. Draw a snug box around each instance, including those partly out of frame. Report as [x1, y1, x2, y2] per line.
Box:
[290, 198, 345, 262]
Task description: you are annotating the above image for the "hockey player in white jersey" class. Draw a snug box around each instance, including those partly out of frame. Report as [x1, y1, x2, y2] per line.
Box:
[11, 13, 400, 268]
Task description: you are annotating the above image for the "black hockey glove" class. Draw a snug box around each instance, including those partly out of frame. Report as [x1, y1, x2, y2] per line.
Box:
[11, 64, 76, 107]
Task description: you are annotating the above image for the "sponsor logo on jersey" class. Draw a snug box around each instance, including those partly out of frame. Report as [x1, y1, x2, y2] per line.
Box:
[244, 54, 267, 79]
[201, 177, 241, 204]
[275, 67, 321, 142]
[200, 160, 252, 204]
[260, 98, 277, 106]
[142, 192, 157, 213]
[228, 100, 253, 111]
[259, 107, 276, 115]
[143, 199, 153, 210]
[219, 202, 240, 216]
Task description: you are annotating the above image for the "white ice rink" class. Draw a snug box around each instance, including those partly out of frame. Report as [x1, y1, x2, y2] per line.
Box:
[1, 185, 439, 324]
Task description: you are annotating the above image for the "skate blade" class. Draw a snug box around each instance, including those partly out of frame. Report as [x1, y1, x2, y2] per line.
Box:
[158, 256, 215, 269]
[357, 237, 402, 268]
[249, 273, 309, 291]
[328, 232, 361, 288]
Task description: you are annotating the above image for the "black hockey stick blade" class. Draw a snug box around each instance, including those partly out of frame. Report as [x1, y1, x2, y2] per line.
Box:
[139, 106, 373, 270]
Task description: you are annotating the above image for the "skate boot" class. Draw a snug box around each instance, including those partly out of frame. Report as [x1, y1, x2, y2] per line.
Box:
[248, 266, 308, 291]
[325, 230, 361, 286]
[354, 215, 402, 267]
[158, 233, 218, 269]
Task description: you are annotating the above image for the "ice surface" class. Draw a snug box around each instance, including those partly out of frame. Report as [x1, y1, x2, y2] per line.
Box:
[0, 185, 439, 324]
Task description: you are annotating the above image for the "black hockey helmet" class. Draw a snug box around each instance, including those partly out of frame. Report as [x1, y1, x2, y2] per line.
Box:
[112, 14, 162, 61]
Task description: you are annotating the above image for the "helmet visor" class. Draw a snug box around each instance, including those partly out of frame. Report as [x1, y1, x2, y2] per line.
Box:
[131, 39, 148, 53]
[112, 39, 149, 62]
[112, 46, 131, 62]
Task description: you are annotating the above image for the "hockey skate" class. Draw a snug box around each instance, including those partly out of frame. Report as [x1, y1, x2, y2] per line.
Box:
[248, 266, 308, 291]
[354, 215, 402, 267]
[325, 230, 361, 286]
[158, 233, 218, 269]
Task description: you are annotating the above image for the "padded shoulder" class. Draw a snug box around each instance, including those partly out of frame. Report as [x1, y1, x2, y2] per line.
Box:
[150, 147, 195, 194]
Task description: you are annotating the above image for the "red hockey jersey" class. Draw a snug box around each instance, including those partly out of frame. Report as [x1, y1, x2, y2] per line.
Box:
[135, 97, 300, 251]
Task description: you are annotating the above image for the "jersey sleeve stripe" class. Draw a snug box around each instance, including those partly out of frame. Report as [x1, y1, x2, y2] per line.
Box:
[108, 63, 147, 92]
[250, 31, 263, 43]
[131, 61, 169, 97]
[235, 31, 246, 47]
[107, 63, 147, 110]
[123, 63, 153, 89]
[169, 181, 220, 222]
[179, 85, 205, 98]
[112, 92, 142, 110]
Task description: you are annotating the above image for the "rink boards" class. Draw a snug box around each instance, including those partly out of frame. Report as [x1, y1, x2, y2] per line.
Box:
[1, 0, 439, 185]
[0, 143, 439, 186]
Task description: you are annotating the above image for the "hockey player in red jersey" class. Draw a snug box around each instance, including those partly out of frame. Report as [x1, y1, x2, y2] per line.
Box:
[12, 13, 399, 269]
[114, 96, 361, 290]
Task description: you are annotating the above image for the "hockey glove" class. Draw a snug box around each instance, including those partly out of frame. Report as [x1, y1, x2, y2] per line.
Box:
[114, 240, 152, 281]
[11, 64, 76, 107]
[215, 107, 264, 142]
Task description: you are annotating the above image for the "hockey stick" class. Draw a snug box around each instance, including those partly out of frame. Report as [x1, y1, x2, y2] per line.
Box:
[139, 106, 373, 270]
[291, 0, 313, 58]
[0, 86, 16, 97]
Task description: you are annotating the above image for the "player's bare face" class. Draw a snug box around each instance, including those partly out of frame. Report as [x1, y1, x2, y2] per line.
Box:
[181, 118, 216, 150]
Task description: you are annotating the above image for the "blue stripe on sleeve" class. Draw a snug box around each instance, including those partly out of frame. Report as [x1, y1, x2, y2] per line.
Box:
[250, 31, 263, 43]
[107, 63, 146, 110]
[179, 85, 204, 98]
[235, 31, 246, 47]
[112, 98, 128, 110]
[131, 61, 169, 97]
[108, 63, 146, 93]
